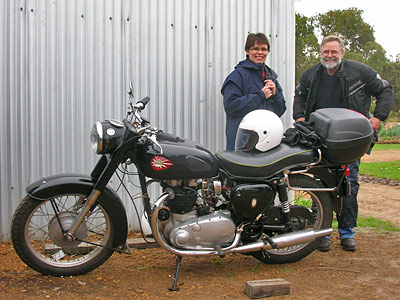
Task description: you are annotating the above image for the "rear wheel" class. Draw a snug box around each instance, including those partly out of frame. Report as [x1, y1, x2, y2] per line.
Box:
[11, 192, 116, 276]
[251, 174, 333, 264]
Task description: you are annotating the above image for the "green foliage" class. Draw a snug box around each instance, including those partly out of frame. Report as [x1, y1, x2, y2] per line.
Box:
[295, 13, 320, 85]
[295, 8, 400, 111]
[357, 216, 400, 231]
[359, 161, 400, 180]
[382, 62, 400, 111]
[314, 8, 375, 54]
[332, 214, 399, 231]
[378, 125, 400, 140]
[372, 144, 400, 151]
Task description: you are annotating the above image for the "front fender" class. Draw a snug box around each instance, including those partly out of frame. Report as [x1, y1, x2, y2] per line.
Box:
[26, 174, 128, 249]
[27, 173, 95, 200]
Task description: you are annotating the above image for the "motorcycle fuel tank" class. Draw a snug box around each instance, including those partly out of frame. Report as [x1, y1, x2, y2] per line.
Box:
[136, 140, 219, 180]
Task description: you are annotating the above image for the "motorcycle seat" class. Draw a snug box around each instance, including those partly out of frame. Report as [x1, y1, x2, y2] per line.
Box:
[215, 144, 316, 179]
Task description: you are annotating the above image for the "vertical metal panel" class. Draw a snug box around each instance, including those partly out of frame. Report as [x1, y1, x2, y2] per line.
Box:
[0, 0, 295, 240]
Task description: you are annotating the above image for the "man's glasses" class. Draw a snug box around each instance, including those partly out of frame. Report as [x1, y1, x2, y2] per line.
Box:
[321, 50, 341, 56]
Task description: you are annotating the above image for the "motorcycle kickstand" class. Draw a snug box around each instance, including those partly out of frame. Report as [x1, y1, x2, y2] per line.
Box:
[168, 255, 183, 291]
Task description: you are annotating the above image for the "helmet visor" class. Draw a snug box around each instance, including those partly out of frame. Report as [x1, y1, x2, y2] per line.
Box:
[235, 128, 259, 151]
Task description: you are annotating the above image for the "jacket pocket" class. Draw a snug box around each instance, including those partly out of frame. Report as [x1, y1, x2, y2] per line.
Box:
[348, 88, 369, 115]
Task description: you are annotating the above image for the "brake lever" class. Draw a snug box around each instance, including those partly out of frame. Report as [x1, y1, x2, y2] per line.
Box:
[147, 133, 163, 154]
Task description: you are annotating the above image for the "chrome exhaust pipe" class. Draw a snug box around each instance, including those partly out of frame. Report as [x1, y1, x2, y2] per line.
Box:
[151, 194, 332, 256]
[231, 228, 333, 253]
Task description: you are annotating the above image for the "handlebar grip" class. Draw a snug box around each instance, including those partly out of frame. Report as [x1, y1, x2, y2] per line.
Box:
[137, 96, 150, 109]
[157, 131, 184, 143]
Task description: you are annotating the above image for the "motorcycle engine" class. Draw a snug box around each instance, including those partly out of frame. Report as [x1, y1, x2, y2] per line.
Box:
[162, 210, 235, 250]
[160, 179, 236, 250]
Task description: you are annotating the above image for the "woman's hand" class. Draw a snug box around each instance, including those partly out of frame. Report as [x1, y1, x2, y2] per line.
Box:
[262, 80, 276, 99]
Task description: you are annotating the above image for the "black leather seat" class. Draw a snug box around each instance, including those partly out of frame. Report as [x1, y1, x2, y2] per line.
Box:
[215, 143, 316, 179]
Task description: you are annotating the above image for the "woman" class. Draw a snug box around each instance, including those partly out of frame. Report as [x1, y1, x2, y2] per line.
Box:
[221, 33, 286, 150]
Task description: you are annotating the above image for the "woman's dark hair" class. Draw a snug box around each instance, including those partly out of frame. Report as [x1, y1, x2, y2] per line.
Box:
[245, 33, 270, 51]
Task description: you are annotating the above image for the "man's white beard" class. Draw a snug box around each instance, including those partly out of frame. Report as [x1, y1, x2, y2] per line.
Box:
[321, 57, 342, 70]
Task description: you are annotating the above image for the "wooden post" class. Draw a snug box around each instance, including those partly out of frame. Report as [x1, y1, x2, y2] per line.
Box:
[245, 278, 290, 298]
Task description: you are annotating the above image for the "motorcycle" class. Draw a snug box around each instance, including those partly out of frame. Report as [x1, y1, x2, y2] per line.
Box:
[11, 83, 373, 290]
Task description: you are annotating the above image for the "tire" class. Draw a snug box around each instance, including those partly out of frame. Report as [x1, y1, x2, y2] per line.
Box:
[251, 174, 333, 264]
[11, 191, 116, 276]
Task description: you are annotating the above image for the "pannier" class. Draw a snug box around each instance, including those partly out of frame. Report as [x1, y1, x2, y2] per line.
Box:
[310, 108, 373, 164]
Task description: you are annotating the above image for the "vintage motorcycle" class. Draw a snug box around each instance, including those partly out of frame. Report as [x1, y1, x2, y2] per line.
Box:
[11, 84, 373, 290]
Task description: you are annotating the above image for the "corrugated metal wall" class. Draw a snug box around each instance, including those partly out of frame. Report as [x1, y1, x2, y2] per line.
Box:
[0, 0, 295, 240]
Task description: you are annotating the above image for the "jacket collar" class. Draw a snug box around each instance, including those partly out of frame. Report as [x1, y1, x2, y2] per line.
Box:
[236, 58, 264, 70]
[236, 58, 278, 79]
[317, 61, 344, 77]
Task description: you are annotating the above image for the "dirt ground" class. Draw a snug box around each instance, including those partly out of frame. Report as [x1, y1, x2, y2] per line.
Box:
[0, 150, 399, 300]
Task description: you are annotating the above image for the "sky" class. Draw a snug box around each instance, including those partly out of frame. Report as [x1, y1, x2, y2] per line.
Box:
[295, 0, 400, 59]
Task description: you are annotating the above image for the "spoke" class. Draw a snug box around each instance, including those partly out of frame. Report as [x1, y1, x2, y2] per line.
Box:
[25, 193, 110, 266]
[28, 221, 49, 237]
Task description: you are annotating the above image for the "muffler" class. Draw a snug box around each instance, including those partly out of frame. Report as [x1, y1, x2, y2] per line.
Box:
[151, 193, 332, 256]
[231, 228, 333, 253]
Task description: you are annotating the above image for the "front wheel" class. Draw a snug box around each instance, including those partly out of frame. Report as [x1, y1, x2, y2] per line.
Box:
[11, 191, 116, 276]
[251, 174, 333, 264]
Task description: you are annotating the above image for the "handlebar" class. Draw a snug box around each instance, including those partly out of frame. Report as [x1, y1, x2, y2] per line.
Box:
[156, 131, 185, 143]
[124, 94, 184, 153]
[134, 96, 150, 110]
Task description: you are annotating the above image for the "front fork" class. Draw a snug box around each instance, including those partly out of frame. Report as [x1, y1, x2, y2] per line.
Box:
[65, 189, 102, 240]
[66, 145, 130, 240]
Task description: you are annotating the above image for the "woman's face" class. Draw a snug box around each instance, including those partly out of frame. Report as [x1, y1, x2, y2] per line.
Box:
[245, 42, 269, 64]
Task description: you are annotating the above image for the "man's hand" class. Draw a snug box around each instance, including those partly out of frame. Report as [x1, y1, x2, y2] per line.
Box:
[296, 117, 306, 122]
[369, 117, 381, 130]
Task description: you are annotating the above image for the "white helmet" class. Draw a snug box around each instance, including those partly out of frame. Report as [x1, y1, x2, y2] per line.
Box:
[235, 109, 283, 152]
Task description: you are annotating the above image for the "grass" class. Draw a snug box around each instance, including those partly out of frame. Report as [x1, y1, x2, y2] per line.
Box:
[359, 160, 400, 180]
[357, 216, 400, 231]
[360, 143, 400, 180]
[372, 144, 400, 151]
[332, 215, 399, 232]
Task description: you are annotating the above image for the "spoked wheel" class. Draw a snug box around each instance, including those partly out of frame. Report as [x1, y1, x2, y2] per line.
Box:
[251, 174, 333, 264]
[11, 192, 115, 276]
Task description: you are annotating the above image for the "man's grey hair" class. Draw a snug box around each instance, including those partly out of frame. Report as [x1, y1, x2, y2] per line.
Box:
[320, 35, 345, 51]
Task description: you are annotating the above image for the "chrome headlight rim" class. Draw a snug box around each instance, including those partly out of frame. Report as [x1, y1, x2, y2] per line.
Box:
[91, 120, 126, 154]
[91, 121, 104, 154]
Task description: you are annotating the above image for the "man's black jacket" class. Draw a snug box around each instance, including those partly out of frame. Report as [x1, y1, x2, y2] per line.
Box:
[293, 60, 394, 121]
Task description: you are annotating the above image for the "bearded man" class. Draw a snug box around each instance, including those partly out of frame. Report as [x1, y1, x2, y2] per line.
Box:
[293, 35, 394, 252]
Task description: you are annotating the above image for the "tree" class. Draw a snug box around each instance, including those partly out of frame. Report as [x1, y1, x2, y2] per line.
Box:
[295, 13, 319, 85]
[383, 61, 400, 112]
[315, 8, 374, 53]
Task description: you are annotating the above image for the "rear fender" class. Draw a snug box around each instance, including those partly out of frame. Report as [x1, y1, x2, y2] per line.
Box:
[26, 174, 128, 249]
[308, 168, 345, 215]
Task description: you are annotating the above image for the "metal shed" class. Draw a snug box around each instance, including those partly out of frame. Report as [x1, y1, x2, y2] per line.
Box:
[0, 0, 295, 240]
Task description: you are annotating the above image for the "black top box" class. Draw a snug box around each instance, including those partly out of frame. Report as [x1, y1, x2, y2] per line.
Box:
[309, 108, 374, 164]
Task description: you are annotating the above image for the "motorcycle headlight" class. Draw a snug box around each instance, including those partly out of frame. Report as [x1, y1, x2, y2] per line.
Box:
[90, 120, 126, 154]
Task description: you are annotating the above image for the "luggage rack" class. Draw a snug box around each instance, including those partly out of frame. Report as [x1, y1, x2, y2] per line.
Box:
[283, 149, 345, 192]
